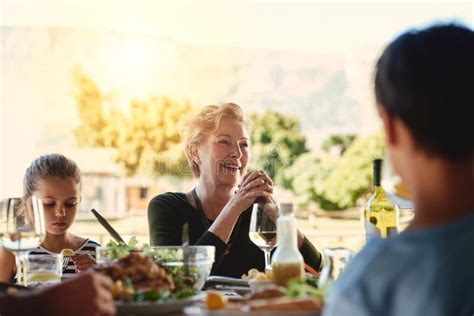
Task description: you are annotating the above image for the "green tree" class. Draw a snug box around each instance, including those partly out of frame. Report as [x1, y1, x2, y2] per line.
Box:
[73, 68, 194, 177]
[72, 67, 107, 147]
[113, 97, 194, 176]
[249, 111, 309, 186]
[321, 134, 357, 155]
[282, 152, 339, 210]
[283, 131, 385, 210]
[322, 130, 385, 209]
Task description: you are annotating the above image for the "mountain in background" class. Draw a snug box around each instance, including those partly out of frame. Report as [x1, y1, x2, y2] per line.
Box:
[1, 27, 382, 151]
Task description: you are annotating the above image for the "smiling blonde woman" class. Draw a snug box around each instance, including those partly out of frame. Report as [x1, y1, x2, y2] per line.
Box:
[148, 103, 322, 277]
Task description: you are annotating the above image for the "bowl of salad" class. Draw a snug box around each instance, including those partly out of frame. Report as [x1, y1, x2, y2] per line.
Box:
[149, 246, 215, 291]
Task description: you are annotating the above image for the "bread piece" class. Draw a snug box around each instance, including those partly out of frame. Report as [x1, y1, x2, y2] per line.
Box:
[246, 287, 286, 300]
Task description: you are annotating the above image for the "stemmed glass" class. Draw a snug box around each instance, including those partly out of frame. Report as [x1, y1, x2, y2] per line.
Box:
[318, 247, 354, 288]
[0, 197, 46, 285]
[249, 203, 279, 272]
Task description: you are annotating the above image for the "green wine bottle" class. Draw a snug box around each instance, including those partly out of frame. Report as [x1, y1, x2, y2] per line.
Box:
[364, 159, 399, 240]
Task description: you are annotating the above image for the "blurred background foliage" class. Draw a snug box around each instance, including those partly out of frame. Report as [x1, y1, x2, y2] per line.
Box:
[249, 111, 309, 185]
[73, 67, 194, 177]
[74, 68, 385, 210]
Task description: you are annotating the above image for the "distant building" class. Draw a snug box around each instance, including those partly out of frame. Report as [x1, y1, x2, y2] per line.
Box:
[65, 148, 127, 219]
[125, 177, 161, 213]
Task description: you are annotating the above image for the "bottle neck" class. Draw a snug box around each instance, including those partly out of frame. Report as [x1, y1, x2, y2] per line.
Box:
[373, 185, 384, 194]
[373, 159, 382, 187]
[277, 216, 298, 249]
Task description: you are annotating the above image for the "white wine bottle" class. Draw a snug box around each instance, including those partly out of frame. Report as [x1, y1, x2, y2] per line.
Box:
[364, 159, 399, 240]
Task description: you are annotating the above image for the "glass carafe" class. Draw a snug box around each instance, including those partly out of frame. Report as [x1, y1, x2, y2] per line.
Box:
[271, 203, 304, 287]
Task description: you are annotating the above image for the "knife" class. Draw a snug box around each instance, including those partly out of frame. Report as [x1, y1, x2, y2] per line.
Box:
[91, 209, 125, 244]
[182, 223, 189, 275]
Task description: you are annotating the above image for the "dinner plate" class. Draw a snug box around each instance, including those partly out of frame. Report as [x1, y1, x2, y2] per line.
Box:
[115, 294, 203, 316]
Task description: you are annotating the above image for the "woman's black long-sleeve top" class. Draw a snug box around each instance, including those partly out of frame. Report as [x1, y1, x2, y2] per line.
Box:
[148, 192, 322, 278]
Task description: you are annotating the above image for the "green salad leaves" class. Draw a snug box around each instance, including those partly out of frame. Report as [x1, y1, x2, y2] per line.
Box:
[286, 277, 328, 300]
[103, 238, 198, 302]
[105, 237, 139, 260]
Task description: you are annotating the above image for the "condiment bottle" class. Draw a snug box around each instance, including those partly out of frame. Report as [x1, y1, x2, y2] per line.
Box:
[271, 203, 304, 287]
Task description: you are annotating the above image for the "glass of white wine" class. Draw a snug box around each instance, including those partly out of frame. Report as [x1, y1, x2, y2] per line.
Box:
[0, 196, 46, 286]
[249, 203, 279, 272]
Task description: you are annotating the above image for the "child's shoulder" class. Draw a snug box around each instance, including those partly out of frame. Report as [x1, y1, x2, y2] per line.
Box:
[72, 235, 101, 250]
[84, 238, 101, 247]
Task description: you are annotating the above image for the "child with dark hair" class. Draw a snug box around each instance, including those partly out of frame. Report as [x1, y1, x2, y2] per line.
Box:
[324, 24, 474, 316]
[0, 154, 100, 283]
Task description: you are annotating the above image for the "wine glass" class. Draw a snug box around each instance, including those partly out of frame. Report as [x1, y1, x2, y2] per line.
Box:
[249, 203, 279, 272]
[0, 196, 46, 286]
[318, 247, 354, 288]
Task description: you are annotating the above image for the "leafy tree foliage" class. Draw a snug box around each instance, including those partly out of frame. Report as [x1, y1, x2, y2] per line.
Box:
[321, 134, 357, 155]
[72, 67, 107, 147]
[283, 131, 385, 210]
[249, 111, 309, 187]
[73, 68, 194, 176]
[282, 152, 339, 210]
[322, 130, 385, 209]
[110, 97, 194, 176]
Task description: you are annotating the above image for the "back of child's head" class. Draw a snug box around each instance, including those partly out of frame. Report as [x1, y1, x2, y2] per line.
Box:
[23, 154, 82, 198]
[374, 23, 474, 162]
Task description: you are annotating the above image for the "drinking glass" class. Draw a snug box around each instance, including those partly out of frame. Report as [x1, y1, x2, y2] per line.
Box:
[26, 253, 62, 287]
[249, 203, 279, 272]
[0, 196, 46, 285]
[318, 247, 354, 287]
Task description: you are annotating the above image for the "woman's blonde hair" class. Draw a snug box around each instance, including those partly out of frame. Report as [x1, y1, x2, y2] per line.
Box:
[182, 103, 251, 177]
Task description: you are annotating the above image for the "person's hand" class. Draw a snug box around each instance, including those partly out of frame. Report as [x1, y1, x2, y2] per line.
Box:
[239, 170, 275, 202]
[226, 170, 275, 215]
[37, 272, 115, 316]
[72, 253, 97, 272]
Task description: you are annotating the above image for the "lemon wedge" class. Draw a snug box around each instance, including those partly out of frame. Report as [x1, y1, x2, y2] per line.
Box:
[204, 291, 227, 310]
[61, 248, 75, 257]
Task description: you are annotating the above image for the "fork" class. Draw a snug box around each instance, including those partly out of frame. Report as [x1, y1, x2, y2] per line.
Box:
[62, 256, 70, 271]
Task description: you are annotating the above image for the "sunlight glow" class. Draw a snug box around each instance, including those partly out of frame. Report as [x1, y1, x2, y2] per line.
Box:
[127, 45, 145, 67]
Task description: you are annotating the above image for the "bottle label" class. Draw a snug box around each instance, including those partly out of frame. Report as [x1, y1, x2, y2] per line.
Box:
[364, 218, 381, 240]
